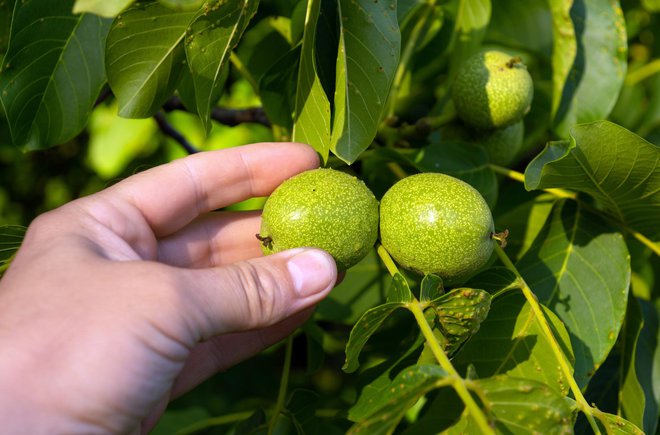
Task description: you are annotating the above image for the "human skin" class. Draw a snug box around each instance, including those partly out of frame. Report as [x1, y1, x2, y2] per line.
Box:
[0, 142, 338, 434]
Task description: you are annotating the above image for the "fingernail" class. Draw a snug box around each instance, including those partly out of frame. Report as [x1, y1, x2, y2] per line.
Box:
[287, 249, 336, 297]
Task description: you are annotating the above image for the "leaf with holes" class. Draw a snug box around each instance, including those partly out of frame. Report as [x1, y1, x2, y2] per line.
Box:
[526, 122, 660, 241]
[0, 0, 110, 149]
[445, 376, 577, 434]
[348, 364, 449, 434]
[516, 199, 630, 387]
[106, 2, 195, 118]
[431, 287, 491, 355]
[331, 0, 400, 163]
[453, 292, 574, 395]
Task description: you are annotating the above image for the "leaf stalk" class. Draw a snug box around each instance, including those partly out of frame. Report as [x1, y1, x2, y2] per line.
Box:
[408, 300, 495, 434]
[493, 245, 602, 434]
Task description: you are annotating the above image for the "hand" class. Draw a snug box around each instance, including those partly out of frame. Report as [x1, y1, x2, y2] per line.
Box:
[0, 142, 338, 434]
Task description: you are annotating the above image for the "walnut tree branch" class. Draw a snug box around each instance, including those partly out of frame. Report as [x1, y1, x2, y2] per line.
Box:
[153, 112, 199, 154]
[162, 96, 270, 127]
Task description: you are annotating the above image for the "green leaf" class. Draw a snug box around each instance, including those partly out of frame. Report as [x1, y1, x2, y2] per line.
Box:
[517, 199, 630, 387]
[160, 0, 205, 11]
[73, 0, 134, 17]
[637, 299, 660, 434]
[484, 0, 552, 56]
[453, 292, 574, 395]
[619, 296, 645, 430]
[387, 273, 413, 303]
[450, 376, 577, 434]
[259, 46, 300, 130]
[526, 121, 660, 241]
[594, 411, 645, 434]
[184, 0, 258, 132]
[343, 301, 406, 373]
[0, 225, 26, 277]
[0, 0, 16, 59]
[348, 364, 449, 434]
[432, 288, 491, 355]
[420, 274, 443, 303]
[105, 2, 195, 118]
[641, 0, 660, 12]
[448, 0, 491, 79]
[331, 0, 400, 164]
[548, 0, 576, 122]
[408, 141, 498, 207]
[551, 0, 627, 136]
[494, 193, 558, 261]
[0, 0, 110, 149]
[292, 0, 330, 161]
[465, 267, 519, 297]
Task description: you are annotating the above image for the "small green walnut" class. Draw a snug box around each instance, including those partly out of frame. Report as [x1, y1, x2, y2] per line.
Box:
[452, 50, 534, 130]
[379, 173, 495, 281]
[478, 120, 524, 166]
[258, 168, 379, 270]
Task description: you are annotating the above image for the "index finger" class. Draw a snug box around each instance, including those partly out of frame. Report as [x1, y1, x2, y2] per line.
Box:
[105, 142, 319, 236]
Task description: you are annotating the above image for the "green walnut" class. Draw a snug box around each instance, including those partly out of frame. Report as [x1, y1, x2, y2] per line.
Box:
[452, 50, 533, 130]
[258, 168, 379, 270]
[380, 173, 495, 281]
[478, 120, 524, 166]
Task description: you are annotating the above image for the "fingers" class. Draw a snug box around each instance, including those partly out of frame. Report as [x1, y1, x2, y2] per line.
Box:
[157, 211, 263, 268]
[180, 249, 337, 340]
[169, 309, 314, 400]
[106, 142, 319, 237]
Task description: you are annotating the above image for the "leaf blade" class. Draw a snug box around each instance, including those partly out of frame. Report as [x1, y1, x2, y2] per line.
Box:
[292, 0, 331, 162]
[331, 0, 401, 164]
[516, 199, 630, 387]
[0, 0, 110, 149]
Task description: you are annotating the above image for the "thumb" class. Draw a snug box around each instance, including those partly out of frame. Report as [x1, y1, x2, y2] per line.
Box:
[183, 248, 338, 339]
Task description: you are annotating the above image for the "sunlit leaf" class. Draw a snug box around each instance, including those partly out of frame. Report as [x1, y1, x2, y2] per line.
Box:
[448, 0, 490, 79]
[292, 0, 330, 161]
[551, 0, 627, 136]
[517, 199, 630, 387]
[105, 2, 195, 118]
[594, 411, 644, 434]
[453, 292, 574, 395]
[184, 0, 258, 132]
[73, 0, 134, 17]
[331, 0, 400, 163]
[526, 121, 660, 241]
[0, 0, 110, 149]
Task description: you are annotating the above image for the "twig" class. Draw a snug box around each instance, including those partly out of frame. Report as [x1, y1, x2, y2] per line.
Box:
[162, 96, 271, 127]
[153, 112, 199, 154]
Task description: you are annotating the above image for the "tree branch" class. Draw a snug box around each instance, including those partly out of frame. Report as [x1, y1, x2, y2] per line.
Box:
[153, 112, 199, 154]
[162, 96, 270, 127]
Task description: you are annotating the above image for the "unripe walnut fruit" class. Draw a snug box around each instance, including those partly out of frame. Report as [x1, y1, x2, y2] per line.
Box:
[452, 50, 533, 130]
[380, 173, 494, 281]
[259, 168, 379, 270]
